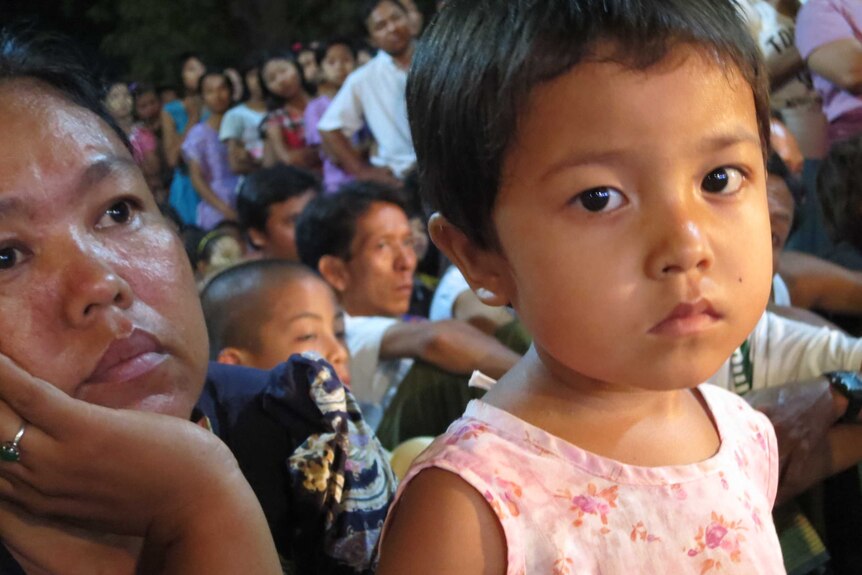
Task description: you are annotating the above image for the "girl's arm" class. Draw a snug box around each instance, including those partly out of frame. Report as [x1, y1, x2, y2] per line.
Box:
[263, 120, 321, 170]
[187, 158, 238, 221]
[161, 110, 182, 169]
[0, 354, 280, 574]
[226, 139, 259, 174]
[376, 468, 506, 575]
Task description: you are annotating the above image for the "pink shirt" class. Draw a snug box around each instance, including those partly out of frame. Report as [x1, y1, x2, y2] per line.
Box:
[390, 384, 785, 574]
[796, 0, 862, 123]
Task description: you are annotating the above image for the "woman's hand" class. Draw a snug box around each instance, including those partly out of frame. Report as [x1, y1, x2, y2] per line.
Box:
[0, 353, 280, 574]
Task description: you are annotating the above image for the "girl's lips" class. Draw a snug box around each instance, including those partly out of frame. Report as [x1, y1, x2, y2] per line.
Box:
[84, 329, 168, 386]
[649, 299, 721, 336]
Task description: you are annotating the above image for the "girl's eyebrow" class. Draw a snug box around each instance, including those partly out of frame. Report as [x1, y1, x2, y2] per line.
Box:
[696, 128, 762, 153]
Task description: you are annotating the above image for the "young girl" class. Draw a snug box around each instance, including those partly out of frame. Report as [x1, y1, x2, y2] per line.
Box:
[377, 1, 786, 573]
[219, 60, 267, 175]
[304, 39, 364, 193]
[182, 70, 240, 229]
[163, 53, 207, 225]
[259, 54, 320, 171]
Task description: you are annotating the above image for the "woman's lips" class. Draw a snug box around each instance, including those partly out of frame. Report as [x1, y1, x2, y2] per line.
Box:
[84, 329, 168, 386]
[649, 299, 721, 336]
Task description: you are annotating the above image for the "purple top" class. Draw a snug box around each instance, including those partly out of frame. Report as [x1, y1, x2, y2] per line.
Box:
[796, 0, 862, 125]
[304, 95, 356, 193]
[182, 122, 240, 230]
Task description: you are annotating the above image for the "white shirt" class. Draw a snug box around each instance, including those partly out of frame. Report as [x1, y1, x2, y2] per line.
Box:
[344, 314, 414, 410]
[709, 310, 862, 392]
[429, 266, 472, 321]
[219, 103, 266, 161]
[317, 51, 416, 177]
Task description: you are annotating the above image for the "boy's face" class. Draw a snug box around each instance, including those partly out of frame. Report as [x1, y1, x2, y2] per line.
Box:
[767, 174, 794, 275]
[336, 201, 417, 317]
[484, 47, 771, 391]
[237, 276, 350, 385]
[251, 190, 316, 262]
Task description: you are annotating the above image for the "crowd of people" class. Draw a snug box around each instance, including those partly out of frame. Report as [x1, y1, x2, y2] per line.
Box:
[3, 0, 862, 573]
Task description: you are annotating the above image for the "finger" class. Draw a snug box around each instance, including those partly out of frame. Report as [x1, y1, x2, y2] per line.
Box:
[0, 354, 78, 429]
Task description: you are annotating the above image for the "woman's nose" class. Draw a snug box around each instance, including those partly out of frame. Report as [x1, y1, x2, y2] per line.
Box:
[60, 241, 133, 328]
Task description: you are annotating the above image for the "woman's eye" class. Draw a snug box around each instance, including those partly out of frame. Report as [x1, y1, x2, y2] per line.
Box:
[97, 199, 138, 228]
[0, 247, 22, 270]
[572, 187, 626, 213]
[702, 167, 744, 194]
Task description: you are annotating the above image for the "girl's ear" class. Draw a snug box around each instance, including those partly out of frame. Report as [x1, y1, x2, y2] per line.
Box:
[429, 213, 511, 307]
[318, 255, 351, 295]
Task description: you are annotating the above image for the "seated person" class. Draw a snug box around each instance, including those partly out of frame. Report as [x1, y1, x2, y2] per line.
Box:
[200, 260, 397, 573]
[430, 265, 519, 335]
[295, 181, 521, 446]
[236, 163, 319, 261]
[200, 259, 350, 383]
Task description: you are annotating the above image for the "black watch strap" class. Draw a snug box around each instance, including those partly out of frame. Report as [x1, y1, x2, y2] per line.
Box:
[826, 371, 862, 424]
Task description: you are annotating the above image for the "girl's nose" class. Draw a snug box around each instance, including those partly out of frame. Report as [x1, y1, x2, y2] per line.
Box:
[645, 206, 714, 280]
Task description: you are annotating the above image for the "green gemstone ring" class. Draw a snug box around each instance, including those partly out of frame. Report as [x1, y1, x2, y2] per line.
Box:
[0, 424, 25, 463]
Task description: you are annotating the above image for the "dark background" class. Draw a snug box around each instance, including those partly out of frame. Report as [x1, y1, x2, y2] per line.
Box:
[2, 0, 434, 86]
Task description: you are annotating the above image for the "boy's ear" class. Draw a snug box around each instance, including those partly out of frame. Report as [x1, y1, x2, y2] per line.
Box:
[429, 213, 511, 307]
[246, 227, 267, 251]
[216, 347, 252, 367]
[318, 255, 351, 295]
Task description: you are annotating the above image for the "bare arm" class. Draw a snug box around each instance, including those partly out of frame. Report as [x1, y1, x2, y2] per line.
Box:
[376, 469, 506, 575]
[452, 290, 516, 336]
[381, 320, 520, 379]
[319, 129, 401, 186]
[779, 250, 862, 314]
[161, 110, 182, 169]
[262, 120, 320, 169]
[187, 159, 238, 221]
[745, 376, 862, 503]
[807, 38, 862, 94]
[226, 139, 259, 174]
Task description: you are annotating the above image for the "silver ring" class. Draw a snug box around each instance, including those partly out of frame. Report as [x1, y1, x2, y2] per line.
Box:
[0, 423, 26, 463]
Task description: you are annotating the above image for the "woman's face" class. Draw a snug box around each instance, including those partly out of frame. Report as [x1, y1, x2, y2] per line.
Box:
[181, 57, 206, 94]
[262, 59, 302, 100]
[105, 83, 133, 121]
[134, 90, 161, 122]
[0, 80, 209, 418]
[321, 44, 355, 88]
[201, 74, 232, 115]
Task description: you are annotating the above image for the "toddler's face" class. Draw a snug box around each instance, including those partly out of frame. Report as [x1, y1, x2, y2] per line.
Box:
[489, 47, 771, 391]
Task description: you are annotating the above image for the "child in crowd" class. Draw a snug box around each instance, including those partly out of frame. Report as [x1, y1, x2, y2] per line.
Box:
[259, 53, 320, 170]
[236, 163, 320, 261]
[200, 260, 394, 573]
[377, 1, 785, 573]
[220, 58, 267, 175]
[304, 39, 365, 193]
[182, 69, 241, 229]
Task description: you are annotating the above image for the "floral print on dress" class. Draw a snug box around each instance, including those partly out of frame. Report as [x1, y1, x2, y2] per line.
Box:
[686, 512, 747, 573]
[557, 483, 618, 534]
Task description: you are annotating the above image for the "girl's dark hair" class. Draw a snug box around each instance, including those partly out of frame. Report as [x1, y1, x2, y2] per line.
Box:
[196, 67, 235, 100]
[0, 27, 131, 152]
[314, 38, 357, 67]
[407, 0, 771, 249]
[819, 135, 862, 251]
[177, 51, 204, 96]
[257, 52, 314, 111]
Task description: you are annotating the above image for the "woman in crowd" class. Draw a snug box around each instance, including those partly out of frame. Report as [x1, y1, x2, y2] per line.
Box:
[182, 69, 240, 229]
[162, 52, 206, 225]
[0, 29, 393, 575]
[259, 53, 320, 170]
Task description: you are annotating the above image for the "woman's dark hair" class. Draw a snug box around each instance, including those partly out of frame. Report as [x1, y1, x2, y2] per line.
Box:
[819, 135, 862, 251]
[0, 27, 131, 152]
[196, 68, 235, 100]
[258, 52, 314, 111]
[177, 51, 204, 96]
[407, 0, 771, 249]
[296, 181, 407, 271]
[314, 38, 357, 67]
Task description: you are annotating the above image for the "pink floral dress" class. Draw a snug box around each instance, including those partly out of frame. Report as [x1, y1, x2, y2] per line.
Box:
[390, 383, 785, 574]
